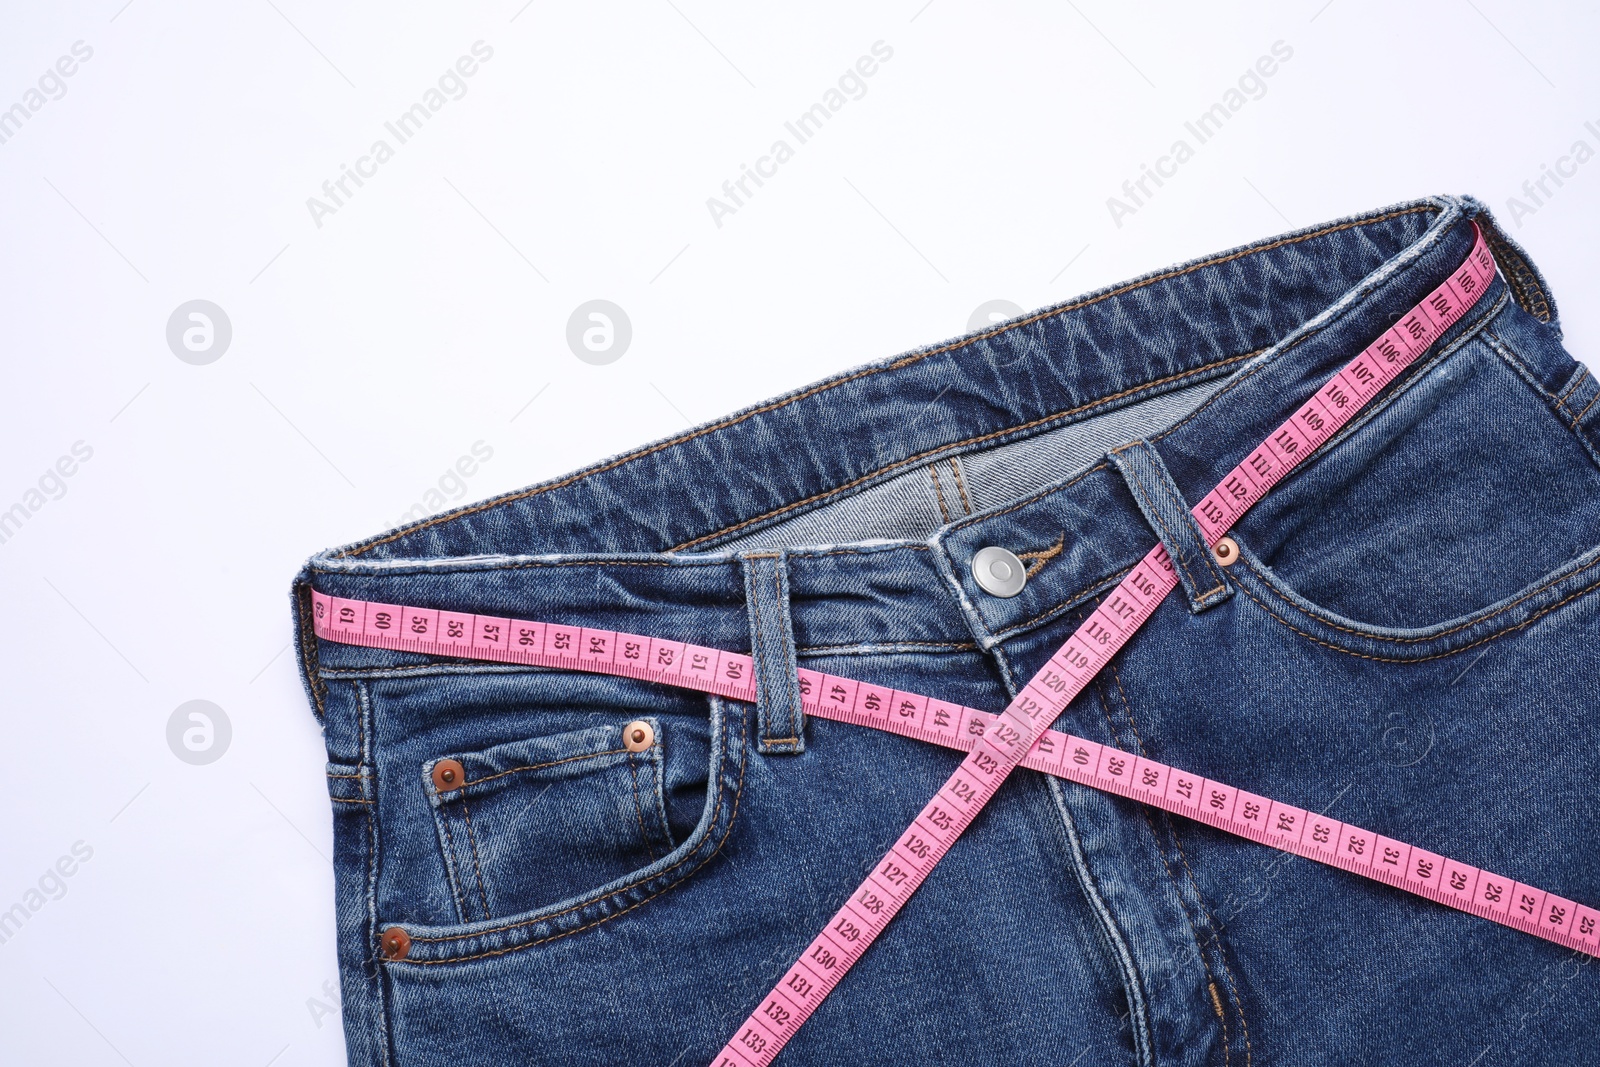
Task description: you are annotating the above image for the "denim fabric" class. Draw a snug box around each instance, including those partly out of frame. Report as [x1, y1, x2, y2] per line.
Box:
[293, 195, 1600, 1066]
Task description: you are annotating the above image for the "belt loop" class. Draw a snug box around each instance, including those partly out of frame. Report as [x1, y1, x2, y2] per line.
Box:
[1110, 440, 1234, 614]
[740, 551, 805, 754]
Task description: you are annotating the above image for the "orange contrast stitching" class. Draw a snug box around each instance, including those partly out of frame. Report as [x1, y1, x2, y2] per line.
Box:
[747, 562, 784, 749]
[773, 561, 799, 743]
[1572, 385, 1600, 426]
[455, 748, 631, 790]
[930, 463, 953, 524]
[628, 754, 661, 863]
[1152, 233, 1505, 455]
[949, 458, 973, 516]
[458, 793, 492, 920]
[1231, 570, 1600, 663]
[1016, 535, 1065, 578]
[1169, 832, 1253, 1066]
[1238, 552, 1600, 644]
[436, 795, 471, 920]
[414, 748, 745, 965]
[999, 566, 1135, 639]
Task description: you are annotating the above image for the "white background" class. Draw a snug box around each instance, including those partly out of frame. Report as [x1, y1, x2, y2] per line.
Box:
[1, 2, 1596, 1063]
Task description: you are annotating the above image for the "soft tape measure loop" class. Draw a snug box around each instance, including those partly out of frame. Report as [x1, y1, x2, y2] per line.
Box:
[306, 226, 1596, 1067]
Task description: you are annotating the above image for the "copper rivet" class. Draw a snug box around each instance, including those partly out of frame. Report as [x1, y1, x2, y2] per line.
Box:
[1213, 536, 1240, 567]
[623, 720, 654, 753]
[381, 926, 411, 961]
[431, 758, 465, 792]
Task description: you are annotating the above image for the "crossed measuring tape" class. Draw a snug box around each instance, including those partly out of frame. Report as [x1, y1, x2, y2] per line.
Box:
[309, 224, 1597, 1065]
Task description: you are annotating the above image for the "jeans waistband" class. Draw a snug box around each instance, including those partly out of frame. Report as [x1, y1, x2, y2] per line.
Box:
[296, 195, 1572, 682]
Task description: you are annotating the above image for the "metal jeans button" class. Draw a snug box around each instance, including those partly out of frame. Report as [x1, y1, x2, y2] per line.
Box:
[381, 926, 411, 961]
[431, 758, 465, 792]
[972, 546, 1027, 598]
[623, 720, 655, 752]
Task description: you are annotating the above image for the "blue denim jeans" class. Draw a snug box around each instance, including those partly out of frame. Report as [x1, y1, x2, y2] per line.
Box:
[293, 195, 1600, 1066]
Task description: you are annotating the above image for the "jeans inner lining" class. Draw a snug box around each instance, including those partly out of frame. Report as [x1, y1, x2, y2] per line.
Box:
[714, 379, 1221, 553]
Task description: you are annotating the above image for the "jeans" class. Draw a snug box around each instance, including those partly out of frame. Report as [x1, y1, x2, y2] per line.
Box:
[292, 195, 1600, 1066]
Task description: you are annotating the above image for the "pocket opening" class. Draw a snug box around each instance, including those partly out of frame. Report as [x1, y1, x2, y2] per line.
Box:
[424, 717, 682, 922]
[1236, 331, 1600, 633]
[385, 696, 749, 964]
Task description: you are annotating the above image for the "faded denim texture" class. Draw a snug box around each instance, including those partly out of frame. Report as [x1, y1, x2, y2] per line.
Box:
[293, 195, 1600, 1066]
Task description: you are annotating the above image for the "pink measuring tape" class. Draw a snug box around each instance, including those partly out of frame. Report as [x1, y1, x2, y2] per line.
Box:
[310, 224, 1598, 1064]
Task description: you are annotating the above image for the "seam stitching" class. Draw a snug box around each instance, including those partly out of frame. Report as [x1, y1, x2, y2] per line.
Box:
[414, 724, 745, 962]
[1169, 831, 1253, 1066]
[297, 583, 327, 718]
[801, 640, 977, 652]
[1481, 220, 1552, 322]
[1558, 371, 1583, 403]
[748, 561, 771, 748]
[1480, 323, 1600, 469]
[1239, 552, 1600, 644]
[353, 682, 395, 1067]
[1479, 324, 1549, 399]
[950, 458, 973, 515]
[1142, 802, 1230, 1066]
[435, 794, 470, 921]
[792, 544, 932, 558]
[1150, 220, 1497, 451]
[1017, 535, 1065, 578]
[775, 561, 799, 744]
[1231, 574, 1600, 663]
[1554, 370, 1584, 423]
[459, 793, 492, 921]
[1003, 279, 1498, 636]
[628, 755, 660, 864]
[1573, 384, 1600, 426]
[451, 748, 631, 790]
[954, 462, 1111, 530]
[997, 567, 1135, 640]
[649, 748, 674, 849]
[930, 463, 953, 524]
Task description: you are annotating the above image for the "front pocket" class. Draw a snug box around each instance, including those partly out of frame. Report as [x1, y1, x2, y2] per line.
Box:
[1234, 334, 1600, 631]
[384, 695, 747, 966]
[426, 720, 678, 922]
